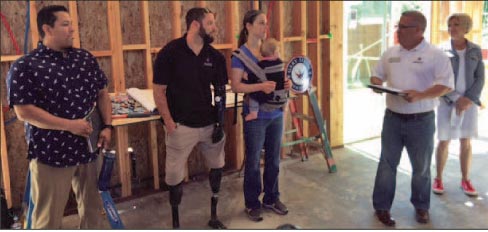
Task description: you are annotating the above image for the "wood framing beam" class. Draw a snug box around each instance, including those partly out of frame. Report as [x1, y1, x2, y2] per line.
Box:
[252, 1, 259, 10]
[430, 1, 442, 45]
[1, 108, 12, 208]
[283, 36, 303, 42]
[328, 1, 344, 147]
[212, 43, 233, 50]
[171, 1, 182, 38]
[140, 1, 158, 190]
[91, 50, 113, 57]
[122, 44, 147, 51]
[115, 126, 131, 197]
[306, 1, 321, 137]
[107, 1, 125, 92]
[466, 1, 484, 45]
[227, 1, 237, 49]
[276, 1, 284, 57]
[300, 1, 307, 51]
[1, 55, 22, 62]
[68, 1, 80, 48]
[312, 1, 321, 108]
[30, 2, 39, 47]
[141, 1, 153, 89]
[298, 1, 309, 137]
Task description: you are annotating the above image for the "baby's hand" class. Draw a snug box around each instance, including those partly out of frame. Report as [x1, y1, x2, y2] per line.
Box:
[242, 72, 249, 81]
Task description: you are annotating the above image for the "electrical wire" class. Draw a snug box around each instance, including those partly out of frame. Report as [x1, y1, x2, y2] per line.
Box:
[0, 2, 30, 126]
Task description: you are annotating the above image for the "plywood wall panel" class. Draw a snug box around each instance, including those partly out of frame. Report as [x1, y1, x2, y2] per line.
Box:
[1, 62, 28, 207]
[77, 1, 110, 51]
[2, 61, 28, 206]
[235, 1, 253, 46]
[307, 1, 318, 38]
[261, 1, 274, 37]
[282, 1, 295, 38]
[128, 123, 151, 180]
[4, 120, 29, 210]
[148, 1, 173, 48]
[96, 57, 114, 93]
[1, 62, 11, 106]
[205, 1, 227, 44]
[179, 1, 201, 36]
[123, 51, 146, 89]
[0, 1, 30, 55]
[319, 1, 330, 35]
[120, 1, 144, 45]
[283, 41, 302, 62]
[34, 1, 69, 12]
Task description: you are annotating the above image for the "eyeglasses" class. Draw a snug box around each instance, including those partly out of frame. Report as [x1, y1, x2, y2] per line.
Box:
[395, 24, 417, 30]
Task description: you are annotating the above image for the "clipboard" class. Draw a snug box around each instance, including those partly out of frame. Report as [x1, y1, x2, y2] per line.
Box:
[367, 84, 406, 96]
[84, 105, 103, 153]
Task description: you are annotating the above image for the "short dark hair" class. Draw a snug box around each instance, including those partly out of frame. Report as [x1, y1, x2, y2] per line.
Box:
[37, 5, 68, 39]
[185, 7, 214, 31]
[401, 10, 427, 32]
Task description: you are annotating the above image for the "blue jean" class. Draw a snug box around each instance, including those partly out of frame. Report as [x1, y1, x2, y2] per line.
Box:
[243, 114, 283, 209]
[372, 109, 435, 211]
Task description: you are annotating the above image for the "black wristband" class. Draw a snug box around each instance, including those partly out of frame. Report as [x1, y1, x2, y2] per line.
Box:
[102, 124, 114, 130]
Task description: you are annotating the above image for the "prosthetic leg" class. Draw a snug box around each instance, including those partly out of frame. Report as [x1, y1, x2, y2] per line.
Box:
[208, 84, 226, 229]
[212, 85, 226, 143]
[208, 168, 226, 229]
[169, 182, 183, 229]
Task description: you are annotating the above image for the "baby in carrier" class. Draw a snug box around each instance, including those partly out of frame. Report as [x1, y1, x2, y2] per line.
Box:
[245, 38, 285, 121]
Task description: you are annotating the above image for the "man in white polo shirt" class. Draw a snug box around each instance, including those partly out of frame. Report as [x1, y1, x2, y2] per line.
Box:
[370, 11, 454, 226]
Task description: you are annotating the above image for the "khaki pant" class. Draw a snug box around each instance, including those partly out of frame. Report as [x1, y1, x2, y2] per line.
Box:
[29, 158, 107, 229]
[165, 123, 226, 185]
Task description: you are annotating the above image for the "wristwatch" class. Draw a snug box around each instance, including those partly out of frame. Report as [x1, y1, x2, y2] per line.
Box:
[102, 124, 114, 130]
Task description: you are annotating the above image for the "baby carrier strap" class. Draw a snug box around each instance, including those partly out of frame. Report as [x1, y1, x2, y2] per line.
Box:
[231, 49, 268, 82]
[263, 63, 284, 75]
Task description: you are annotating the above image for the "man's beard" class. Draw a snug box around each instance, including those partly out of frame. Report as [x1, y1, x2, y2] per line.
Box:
[199, 27, 214, 44]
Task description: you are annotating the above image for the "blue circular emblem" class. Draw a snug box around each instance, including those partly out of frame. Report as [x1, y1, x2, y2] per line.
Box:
[286, 56, 313, 93]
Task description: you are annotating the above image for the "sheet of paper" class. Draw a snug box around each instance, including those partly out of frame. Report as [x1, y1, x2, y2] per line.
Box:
[126, 88, 156, 112]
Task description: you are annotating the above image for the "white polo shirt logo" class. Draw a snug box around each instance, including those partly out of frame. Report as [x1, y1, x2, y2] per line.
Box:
[413, 57, 423, 64]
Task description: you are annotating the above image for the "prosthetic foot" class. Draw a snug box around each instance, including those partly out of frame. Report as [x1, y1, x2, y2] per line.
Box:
[208, 168, 226, 229]
[169, 182, 183, 229]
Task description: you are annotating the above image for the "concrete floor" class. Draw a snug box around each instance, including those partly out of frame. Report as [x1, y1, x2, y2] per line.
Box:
[62, 133, 488, 229]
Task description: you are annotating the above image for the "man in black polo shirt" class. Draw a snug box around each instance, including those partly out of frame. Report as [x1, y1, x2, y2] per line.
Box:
[153, 7, 228, 229]
[7, 5, 112, 229]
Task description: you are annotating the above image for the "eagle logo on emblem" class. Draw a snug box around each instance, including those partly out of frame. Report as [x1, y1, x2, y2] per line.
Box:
[286, 56, 313, 94]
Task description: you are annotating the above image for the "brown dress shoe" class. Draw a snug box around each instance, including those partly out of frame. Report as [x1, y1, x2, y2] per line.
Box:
[375, 210, 396, 226]
[415, 209, 429, 223]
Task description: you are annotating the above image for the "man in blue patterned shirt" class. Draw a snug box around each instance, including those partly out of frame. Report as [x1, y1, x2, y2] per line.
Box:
[7, 5, 112, 229]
